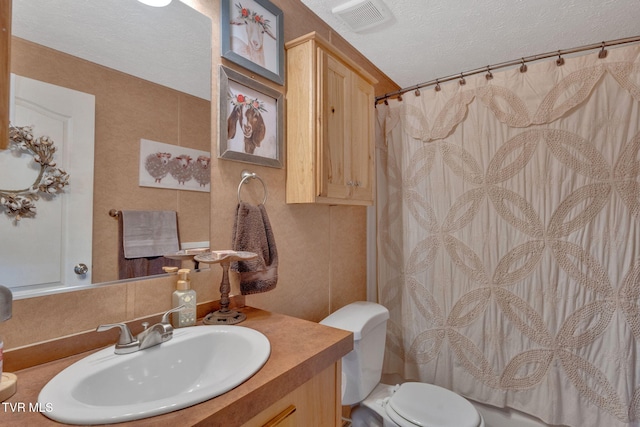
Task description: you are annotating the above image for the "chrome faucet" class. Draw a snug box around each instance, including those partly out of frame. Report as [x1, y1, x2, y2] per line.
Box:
[96, 306, 185, 355]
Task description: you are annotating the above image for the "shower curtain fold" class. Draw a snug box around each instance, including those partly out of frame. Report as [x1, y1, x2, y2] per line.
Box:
[376, 44, 640, 427]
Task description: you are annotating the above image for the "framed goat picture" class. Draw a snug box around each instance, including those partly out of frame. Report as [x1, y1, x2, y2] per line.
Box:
[219, 66, 284, 168]
[221, 0, 284, 85]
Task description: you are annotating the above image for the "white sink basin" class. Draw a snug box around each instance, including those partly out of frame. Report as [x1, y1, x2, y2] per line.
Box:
[38, 325, 270, 425]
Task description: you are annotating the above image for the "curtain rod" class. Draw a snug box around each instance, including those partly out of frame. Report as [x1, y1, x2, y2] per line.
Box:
[375, 35, 640, 104]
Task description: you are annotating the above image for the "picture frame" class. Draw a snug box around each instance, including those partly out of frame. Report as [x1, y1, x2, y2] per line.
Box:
[221, 0, 285, 85]
[139, 139, 211, 192]
[219, 66, 284, 168]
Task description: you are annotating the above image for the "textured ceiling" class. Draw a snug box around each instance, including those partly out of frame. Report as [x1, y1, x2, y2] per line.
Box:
[301, 0, 640, 90]
[12, 0, 640, 99]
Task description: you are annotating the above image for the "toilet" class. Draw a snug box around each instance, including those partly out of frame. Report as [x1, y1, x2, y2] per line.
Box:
[321, 301, 485, 427]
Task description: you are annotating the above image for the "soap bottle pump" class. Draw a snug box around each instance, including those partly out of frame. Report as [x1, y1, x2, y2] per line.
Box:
[172, 268, 196, 327]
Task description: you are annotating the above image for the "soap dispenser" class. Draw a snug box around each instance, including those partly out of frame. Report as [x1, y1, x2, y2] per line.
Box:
[172, 269, 196, 327]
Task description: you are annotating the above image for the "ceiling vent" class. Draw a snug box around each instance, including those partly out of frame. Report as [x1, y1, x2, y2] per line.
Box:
[331, 0, 392, 33]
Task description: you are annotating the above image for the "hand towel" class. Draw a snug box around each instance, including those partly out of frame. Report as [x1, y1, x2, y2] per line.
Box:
[230, 202, 278, 295]
[117, 212, 181, 280]
[121, 210, 180, 259]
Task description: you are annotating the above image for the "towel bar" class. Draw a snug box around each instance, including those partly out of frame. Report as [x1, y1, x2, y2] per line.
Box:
[237, 170, 268, 205]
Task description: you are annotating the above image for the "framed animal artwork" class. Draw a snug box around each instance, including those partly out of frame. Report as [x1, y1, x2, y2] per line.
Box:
[219, 66, 284, 168]
[221, 0, 284, 85]
[139, 139, 211, 192]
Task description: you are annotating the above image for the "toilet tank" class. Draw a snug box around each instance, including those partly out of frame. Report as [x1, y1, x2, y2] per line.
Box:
[320, 301, 389, 405]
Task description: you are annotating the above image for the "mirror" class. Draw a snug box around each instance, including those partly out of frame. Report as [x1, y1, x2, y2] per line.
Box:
[5, 0, 212, 298]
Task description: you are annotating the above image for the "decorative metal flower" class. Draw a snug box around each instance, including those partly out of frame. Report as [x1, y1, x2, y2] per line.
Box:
[1, 125, 70, 222]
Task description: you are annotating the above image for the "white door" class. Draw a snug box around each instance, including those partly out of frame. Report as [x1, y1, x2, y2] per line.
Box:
[0, 74, 95, 294]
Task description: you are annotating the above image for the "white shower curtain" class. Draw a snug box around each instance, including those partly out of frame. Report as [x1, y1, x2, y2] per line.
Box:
[376, 44, 640, 427]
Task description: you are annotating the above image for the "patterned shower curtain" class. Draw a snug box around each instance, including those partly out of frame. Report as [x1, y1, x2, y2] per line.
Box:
[375, 44, 640, 427]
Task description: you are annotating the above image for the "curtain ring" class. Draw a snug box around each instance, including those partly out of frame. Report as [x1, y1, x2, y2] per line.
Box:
[397, 93, 403, 102]
[414, 87, 421, 96]
[384, 99, 389, 105]
[556, 51, 565, 66]
[435, 79, 441, 92]
[598, 42, 608, 59]
[459, 73, 466, 86]
[485, 66, 493, 80]
[519, 58, 528, 73]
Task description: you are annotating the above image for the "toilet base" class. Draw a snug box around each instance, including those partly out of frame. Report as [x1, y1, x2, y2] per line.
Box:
[350, 405, 383, 427]
[349, 383, 397, 427]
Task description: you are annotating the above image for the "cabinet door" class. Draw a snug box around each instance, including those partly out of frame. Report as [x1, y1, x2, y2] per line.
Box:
[320, 51, 351, 200]
[349, 72, 375, 202]
[242, 363, 341, 427]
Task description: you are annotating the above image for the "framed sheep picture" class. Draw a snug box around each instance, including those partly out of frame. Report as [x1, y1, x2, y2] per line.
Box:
[139, 139, 211, 192]
[219, 66, 284, 168]
[221, 0, 284, 85]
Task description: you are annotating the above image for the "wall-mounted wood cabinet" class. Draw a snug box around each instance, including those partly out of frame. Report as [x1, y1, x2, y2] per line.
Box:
[285, 32, 377, 206]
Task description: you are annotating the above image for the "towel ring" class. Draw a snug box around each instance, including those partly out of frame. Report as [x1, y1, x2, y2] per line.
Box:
[237, 170, 268, 205]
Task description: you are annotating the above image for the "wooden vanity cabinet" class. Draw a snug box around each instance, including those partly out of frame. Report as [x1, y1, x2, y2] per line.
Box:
[285, 32, 377, 206]
[242, 361, 342, 427]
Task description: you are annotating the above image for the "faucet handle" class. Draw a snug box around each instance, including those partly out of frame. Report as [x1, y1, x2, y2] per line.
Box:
[97, 323, 140, 354]
[96, 323, 135, 346]
[161, 305, 185, 324]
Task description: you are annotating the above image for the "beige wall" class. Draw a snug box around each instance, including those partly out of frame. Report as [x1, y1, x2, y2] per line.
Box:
[0, 0, 399, 351]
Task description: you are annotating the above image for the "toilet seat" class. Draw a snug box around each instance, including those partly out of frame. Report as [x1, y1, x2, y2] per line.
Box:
[385, 382, 481, 427]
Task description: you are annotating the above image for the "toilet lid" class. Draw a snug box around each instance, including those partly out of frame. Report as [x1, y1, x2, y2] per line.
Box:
[386, 383, 480, 427]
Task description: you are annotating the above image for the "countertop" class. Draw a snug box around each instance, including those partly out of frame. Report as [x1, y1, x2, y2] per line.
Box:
[1, 307, 353, 426]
